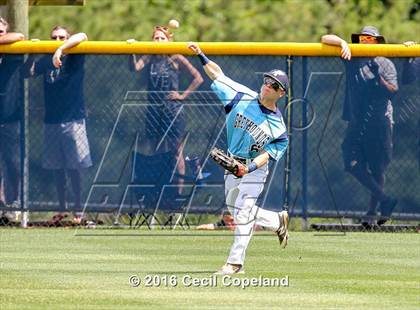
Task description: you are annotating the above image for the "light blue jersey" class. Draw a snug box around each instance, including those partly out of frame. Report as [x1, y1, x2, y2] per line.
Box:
[211, 75, 288, 161]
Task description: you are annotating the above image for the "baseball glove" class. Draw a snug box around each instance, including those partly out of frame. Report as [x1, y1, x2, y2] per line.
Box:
[210, 148, 247, 177]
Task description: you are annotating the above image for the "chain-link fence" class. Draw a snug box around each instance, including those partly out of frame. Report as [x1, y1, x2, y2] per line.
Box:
[0, 52, 418, 229]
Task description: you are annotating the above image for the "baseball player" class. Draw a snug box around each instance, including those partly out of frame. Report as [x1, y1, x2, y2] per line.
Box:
[188, 42, 289, 275]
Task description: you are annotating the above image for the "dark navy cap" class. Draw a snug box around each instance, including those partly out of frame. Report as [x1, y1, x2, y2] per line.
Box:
[263, 69, 289, 91]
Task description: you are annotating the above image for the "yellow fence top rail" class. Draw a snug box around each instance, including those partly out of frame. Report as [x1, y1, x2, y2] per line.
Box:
[0, 41, 419, 57]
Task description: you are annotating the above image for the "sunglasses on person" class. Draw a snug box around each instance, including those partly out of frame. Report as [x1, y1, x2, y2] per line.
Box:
[263, 77, 285, 92]
[154, 26, 169, 32]
[359, 35, 377, 42]
[51, 35, 67, 40]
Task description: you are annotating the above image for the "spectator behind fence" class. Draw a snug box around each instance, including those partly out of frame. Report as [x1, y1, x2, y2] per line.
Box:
[402, 41, 420, 180]
[402, 41, 420, 86]
[23, 26, 92, 224]
[130, 20, 203, 195]
[321, 25, 398, 226]
[0, 17, 24, 213]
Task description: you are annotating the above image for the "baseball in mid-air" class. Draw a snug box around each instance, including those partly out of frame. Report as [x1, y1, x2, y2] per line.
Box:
[168, 19, 179, 29]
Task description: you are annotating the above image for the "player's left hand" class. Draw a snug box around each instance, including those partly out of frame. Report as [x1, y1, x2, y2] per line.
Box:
[167, 91, 186, 100]
[233, 163, 248, 178]
[52, 48, 63, 68]
[210, 148, 248, 178]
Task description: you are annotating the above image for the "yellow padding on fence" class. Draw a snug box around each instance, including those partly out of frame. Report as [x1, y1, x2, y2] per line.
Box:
[0, 41, 419, 57]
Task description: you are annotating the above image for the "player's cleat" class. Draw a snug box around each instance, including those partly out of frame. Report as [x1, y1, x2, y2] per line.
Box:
[276, 211, 289, 248]
[214, 263, 244, 275]
[377, 198, 397, 226]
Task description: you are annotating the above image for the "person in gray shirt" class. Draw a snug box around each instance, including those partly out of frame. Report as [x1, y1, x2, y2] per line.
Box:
[321, 26, 398, 226]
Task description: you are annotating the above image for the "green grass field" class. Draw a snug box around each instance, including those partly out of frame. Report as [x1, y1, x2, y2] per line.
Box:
[1, 228, 419, 310]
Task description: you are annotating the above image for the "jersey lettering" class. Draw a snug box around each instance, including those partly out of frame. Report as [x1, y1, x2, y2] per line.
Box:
[233, 113, 271, 150]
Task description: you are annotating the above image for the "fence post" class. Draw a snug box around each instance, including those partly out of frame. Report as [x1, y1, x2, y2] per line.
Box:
[283, 56, 293, 210]
[7, 0, 29, 227]
[301, 57, 308, 230]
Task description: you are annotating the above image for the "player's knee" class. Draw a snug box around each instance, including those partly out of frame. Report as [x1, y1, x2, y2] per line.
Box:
[234, 197, 255, 225]
[225, 187, 239, 209]
[235, 211, 249, 225]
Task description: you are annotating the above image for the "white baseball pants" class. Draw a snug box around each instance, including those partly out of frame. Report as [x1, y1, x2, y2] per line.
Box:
[224, 164, 281, 266]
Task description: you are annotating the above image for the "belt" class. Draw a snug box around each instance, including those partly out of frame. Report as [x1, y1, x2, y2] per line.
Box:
[232, 155, 252, 165]
[228, 151, 253, 165]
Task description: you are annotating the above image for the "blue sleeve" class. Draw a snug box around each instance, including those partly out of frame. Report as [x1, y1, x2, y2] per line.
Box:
[210, 75, 240, 107]
[264, 133, 288, 161]
[211, 74, 257, 107]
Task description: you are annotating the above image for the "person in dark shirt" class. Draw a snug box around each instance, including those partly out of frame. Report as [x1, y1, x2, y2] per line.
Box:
[131, 22, 203, 195]
[24, 26, 91, 223]
[321, 26, 398, 226]
[0, 17, 24, 211]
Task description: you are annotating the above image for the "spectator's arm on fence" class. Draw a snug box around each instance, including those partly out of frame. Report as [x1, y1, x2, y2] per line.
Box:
[321, 34, 351, 60]
[53, 32, 88, 68]
[0, 32, 24, 44]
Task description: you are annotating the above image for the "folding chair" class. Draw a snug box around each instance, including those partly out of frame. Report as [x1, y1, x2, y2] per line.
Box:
[160, 157, 212, 230]
[129, 147, 213, 230]
[129, 150, 177, 229]
[160, 185, 192, 229]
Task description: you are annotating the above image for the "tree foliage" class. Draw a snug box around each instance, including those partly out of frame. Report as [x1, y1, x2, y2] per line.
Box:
[26, 0, 419, 43]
